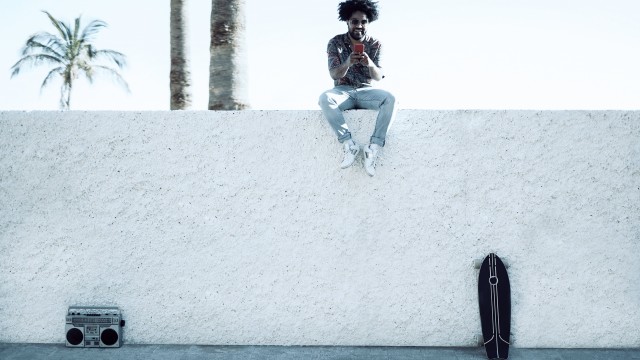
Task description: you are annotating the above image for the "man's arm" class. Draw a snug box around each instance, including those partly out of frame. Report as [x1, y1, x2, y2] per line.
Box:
[329, 52, 360, 80]
[364, 41, 384, 81]
[329, 59, 350, 80]
[330, 52, 383, 81]
[361, 53, 383, 81]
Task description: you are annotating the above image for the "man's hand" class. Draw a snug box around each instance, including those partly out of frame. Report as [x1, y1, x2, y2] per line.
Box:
[330, 50, 382, 81]
[349, 51, 363, 66]
[349, 51, 370, 67]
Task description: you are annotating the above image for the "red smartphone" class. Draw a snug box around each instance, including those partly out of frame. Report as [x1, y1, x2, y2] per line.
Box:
[354, 43, 364, 53]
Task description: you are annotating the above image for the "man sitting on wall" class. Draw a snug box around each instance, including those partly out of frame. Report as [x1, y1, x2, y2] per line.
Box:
[318, 0, 397, 177]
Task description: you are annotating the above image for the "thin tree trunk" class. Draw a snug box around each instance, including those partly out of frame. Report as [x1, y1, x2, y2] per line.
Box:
[62, 81, 71, 110]
[170, 0, 192, 110]
[208, 0, 249, 110]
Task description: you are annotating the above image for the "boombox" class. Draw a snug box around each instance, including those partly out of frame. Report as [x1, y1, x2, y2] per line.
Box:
[65, 306, 125, 348]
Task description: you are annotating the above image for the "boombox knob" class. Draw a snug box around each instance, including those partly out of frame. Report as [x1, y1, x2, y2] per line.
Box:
[120, 320, 126, 327]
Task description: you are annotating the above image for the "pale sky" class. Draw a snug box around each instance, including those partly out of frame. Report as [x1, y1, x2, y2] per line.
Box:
[1, 0, 639, 110]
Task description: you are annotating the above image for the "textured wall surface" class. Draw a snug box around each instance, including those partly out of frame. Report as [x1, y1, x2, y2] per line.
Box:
[0, 110, 638, 347]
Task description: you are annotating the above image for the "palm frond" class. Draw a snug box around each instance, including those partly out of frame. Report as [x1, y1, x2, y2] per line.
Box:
[80, 19, 108, 42]
[10, 54, 65, 78]
[40, 67, 64, 91]
[73, 16, 81, 43]
[92, 65, 130, 93]
[92, 49, 127, 68]
[22, 34, 66, 59]
[61, 19, 73, 45]
[42, 11, 71, 44]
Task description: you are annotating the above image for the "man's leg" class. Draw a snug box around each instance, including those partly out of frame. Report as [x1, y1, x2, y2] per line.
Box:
[318, 86, 356, 143]
[353, 88, 397, 176]
[353, 87, 397, 147]
[318, 86, 362, 169]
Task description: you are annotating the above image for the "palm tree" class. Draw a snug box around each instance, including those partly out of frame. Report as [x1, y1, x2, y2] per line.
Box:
[10, 11, 129, 110]
[208, 0, 250, 110]
[170, 0, 192, 110]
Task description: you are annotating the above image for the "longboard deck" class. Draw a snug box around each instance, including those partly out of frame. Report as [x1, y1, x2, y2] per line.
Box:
[478, 253, 511, 359]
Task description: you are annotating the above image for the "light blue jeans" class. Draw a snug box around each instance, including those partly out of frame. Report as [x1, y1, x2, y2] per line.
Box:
[318, 85, 397, 147]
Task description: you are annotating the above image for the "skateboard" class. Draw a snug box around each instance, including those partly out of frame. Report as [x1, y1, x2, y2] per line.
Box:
[477, 253, 511, 359]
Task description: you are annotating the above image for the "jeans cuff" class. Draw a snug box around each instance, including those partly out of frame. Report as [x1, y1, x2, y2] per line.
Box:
[338, 133, 352, 143]
[370, 137, 385, 147]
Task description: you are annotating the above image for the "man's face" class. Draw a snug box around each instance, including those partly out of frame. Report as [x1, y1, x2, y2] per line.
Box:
[347, 11, 368, 41]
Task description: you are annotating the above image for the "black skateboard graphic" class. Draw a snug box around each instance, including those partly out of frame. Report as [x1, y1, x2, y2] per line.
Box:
[477, 253, 511, 359]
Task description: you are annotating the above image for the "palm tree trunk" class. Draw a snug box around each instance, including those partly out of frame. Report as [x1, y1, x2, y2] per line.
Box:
[170, 0, 192, 110]
[208, 0, 249, 110]
[62, 81, 71, 110]
[66, 87, 71, 110]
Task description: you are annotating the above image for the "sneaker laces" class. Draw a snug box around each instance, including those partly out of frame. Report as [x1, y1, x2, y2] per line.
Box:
[345, 142, 359, 155]
[365, 145, 379, 167]
[349, 144, 359, 155]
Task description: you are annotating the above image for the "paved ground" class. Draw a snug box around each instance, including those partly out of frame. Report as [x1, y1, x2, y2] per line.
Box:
[1, 344, 640, 360]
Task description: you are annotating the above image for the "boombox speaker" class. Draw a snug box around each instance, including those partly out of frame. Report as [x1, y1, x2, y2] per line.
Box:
[66, 306, 125, 348]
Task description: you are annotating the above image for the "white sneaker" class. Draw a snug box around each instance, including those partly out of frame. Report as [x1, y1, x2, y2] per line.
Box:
[340, 139, 361, 169]
[363, 143, 380, 176]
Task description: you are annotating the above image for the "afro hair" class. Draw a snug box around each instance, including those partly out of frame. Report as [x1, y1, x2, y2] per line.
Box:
[338, 0, 379, 23]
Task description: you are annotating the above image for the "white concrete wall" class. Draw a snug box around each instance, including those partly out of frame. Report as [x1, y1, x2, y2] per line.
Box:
[0, 110, 638, 348]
